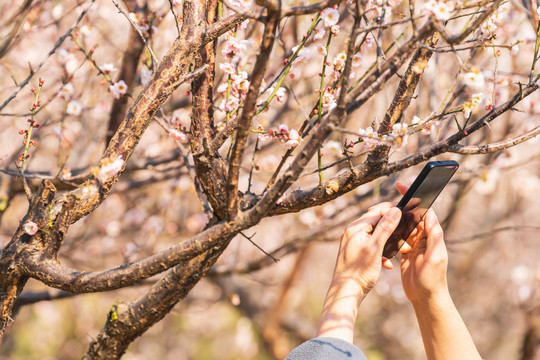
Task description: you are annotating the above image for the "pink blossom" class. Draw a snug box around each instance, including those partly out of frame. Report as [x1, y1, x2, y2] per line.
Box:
[24, 221, 39, 235]
[219, 63, 236, 75]
[275, 87, 287, 103]
[169, 129, 189, 143]
[313, 28, 326, 40]
[101, 63, 117, 74]
[66, 100, 82, 116]
[330, 25, 340, 36]
[217, 83, 229, 93]
[286, 129, 301, 147]
[110, 80, 128, 99]
[352, 54, 362, 67]
[321, 8, 340, 27]
[322, 91, 337, 110]
[60, 83, 75, 99]
[225, 96, 240, 112]
[423, 0, 454, 21]
[316, 43, 328, 56]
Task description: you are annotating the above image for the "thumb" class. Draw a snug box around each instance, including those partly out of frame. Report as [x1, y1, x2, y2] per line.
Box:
[372, 207, 401, 248]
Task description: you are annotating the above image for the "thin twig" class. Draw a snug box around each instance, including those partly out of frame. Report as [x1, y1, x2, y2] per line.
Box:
[0, 0, 96, 112]
[111, 0, 159, 68]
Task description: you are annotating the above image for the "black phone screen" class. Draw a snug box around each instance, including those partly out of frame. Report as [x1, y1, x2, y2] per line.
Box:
[382, 162, 458, 258]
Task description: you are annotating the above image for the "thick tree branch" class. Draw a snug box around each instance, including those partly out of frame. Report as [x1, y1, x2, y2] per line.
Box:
[265, 82, 539, 215]
[22, 219, 238, 293]
[225, 5, 281, 219]
[367, 30, 441, 166]
[83, 237, 230, 359]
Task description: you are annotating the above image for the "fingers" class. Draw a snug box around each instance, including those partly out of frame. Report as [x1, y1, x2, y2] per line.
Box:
[368, 202, 394, 212]
[424, 209, 445, 255]
[395, 181, 410, 196]
[346, 203, 394, 235]
[382, 258, 393, 269]
[371, 207, 401, 248]
[399, 242, 412, 253]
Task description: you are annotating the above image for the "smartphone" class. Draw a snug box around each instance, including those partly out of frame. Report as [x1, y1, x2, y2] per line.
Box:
[382, 160, 459, 259]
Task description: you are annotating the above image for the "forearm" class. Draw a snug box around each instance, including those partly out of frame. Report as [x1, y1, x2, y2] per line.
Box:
[316, 279, 365, 343]
[412, 291, 482, 360]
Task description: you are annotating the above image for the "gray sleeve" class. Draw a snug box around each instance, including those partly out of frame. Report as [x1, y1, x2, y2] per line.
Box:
[285, 337, 368, 360]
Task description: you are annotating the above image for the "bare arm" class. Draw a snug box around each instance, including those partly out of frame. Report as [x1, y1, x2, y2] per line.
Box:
[400, 204, 482, 360]
[316, 204, 402, 342]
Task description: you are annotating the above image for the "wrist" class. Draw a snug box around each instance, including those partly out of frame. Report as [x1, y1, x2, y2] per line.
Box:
[410, 288, 453, 313]
[316, 279, 366, 341]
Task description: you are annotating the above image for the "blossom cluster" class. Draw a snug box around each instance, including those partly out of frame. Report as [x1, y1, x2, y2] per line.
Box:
[423, 0, 455, 21]
[256, 124, 302, 147]
[481, 2, 510, 33]
[168, 113, 190, 143]
[412, 115, 440, 135]
[463, 93, 485, 118]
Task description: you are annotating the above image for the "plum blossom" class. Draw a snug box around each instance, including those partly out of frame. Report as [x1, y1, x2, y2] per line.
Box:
[358, 126, 384, 148]
[316, 43, 328, 56]
[321, 8, 340, 27]
[110, 80, 128, 99]
[24, 221, 39, 235]
[463, 93, 485, 118]
[222, 37, 248, 60]
[101, 63, 117, 74]
[511, 44, 519, 55]
[330, 25, 340, 36]
[60, 83, 75, 99]
[463, 68, 485, 90]
[324, 140, 342, 155]
[290, 46, 312, 77]
[256, 124, 302, 147]
[98, 156, 124, 182]
[352, 54, 362, 67]
[333, 51, 347, 71]
[219, 62, 236, 75]
[57, 48, 70, 64]
[313, 28, 326, 40]
[66, 100, 82, 116]
[412, 115, 439, 135]
[481, 2, 509, 33]
[274, 86, 287, 103]
[169, 129, 189, 143]
[390, 123, 409, 148]
[423, 0, 454, 21]
[322, 91, 337, 110]
[287, 129, 301, 147]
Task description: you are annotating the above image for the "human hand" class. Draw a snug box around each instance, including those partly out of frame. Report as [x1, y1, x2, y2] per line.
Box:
[395, 182, 449, 304]
[331, 203, 402, 298]
[317, 203, 401, 341]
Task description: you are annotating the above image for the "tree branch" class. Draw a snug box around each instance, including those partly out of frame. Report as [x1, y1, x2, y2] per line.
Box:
[225, 5, 281, 219]
[449, 125, 540, 154]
